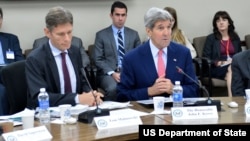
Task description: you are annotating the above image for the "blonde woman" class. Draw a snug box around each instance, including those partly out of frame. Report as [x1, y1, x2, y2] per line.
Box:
[164, 7, 197, 59]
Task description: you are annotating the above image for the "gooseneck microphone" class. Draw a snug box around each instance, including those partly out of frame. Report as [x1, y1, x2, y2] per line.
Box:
[78, 68, 110, 123]
[176, 66, 221, 111]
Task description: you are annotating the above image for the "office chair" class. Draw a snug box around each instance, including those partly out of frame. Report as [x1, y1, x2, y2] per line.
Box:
[1, 60, 27, 114]
[33, 36, 90, 68]
[193, 36, 227, 97]
[24, 48, 33, 58]
[245, 34, 250, 50]
[87, 44, 106, 96]
[87, 44, 101, 91]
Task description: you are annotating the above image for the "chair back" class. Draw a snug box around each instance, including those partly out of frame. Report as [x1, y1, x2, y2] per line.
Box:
[245, 34, 250, 50]
[193, 36, 207, 58]
[1, 60, 27, 114]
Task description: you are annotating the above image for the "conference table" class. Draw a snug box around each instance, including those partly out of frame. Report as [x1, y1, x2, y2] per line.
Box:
[1, 96, 249, 141]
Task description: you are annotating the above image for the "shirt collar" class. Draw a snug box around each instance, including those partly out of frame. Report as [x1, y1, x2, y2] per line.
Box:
[112, 25, 124, 34]
[49, 40, 68, 57]
[149, 39, 168, 57]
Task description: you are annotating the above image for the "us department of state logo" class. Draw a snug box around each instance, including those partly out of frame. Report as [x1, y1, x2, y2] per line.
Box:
[6, 136, 17, 141]
[246, 106, 250, 114]
[97, 119, 108, 127]
[172, 109, 183, 117]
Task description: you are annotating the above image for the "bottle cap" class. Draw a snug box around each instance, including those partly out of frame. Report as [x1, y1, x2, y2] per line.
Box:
[40, 88, 46, 92]
[175, 81, 180, 85]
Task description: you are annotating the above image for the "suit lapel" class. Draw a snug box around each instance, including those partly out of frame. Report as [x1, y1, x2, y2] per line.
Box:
[124, 27, 130, 52]
[141, 42, 158, 79]
[166, 42, 178, 80]
[45, 44, 61, 90]
[107, 26, 118, 59]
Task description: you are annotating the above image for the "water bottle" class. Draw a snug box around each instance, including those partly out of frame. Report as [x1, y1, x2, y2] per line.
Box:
[38, 88, 50, 124]
[172, 81, 183, 107]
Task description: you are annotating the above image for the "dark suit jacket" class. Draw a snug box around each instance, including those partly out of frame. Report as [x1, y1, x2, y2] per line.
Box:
[26, 43, 91, 109]
[202, 33, 242, 66]
[117, 41, 199, 101]
[0, 32, 24, 64]
[93, 25, 141, 76]
[33, 36, 90, 67]
[231, 50, 250, 96]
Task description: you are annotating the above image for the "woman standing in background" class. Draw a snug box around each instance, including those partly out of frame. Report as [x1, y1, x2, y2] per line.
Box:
[164, 6, 197, 59]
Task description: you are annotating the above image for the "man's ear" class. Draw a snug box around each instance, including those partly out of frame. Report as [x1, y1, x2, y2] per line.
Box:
[146, 27, 151, 38]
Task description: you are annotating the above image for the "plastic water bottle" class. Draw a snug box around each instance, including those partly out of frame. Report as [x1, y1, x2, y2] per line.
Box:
[172, 81, 183, 107]
[38, 88, 50, 124]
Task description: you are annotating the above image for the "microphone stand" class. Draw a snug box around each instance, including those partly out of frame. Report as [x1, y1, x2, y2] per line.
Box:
[78, 68, 110, 123]
[176, 66, 221, 111]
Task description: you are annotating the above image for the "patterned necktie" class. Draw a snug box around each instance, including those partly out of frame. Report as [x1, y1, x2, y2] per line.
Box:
[117, 30, 125, 67]
[157, 50, 165, 77]
[61, 52, 72, 93]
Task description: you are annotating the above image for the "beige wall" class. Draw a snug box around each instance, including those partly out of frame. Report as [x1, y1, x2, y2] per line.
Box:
[0, 0, 250, 52]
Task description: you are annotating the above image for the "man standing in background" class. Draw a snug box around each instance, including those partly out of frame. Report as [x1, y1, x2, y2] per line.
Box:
[93, 1, 141, 101]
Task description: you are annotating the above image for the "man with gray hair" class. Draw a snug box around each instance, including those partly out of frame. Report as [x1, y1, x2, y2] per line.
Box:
[117, 7, 199, 101]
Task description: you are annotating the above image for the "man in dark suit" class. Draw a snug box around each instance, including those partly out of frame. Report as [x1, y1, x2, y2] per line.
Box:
[231, 50, 250, 96]
[0, 7, 24, 115]
[117, 7, 199, 101]
[25, 6, 103, 109]
[93, 1, 141, 101]
[33, 36, 90, 67]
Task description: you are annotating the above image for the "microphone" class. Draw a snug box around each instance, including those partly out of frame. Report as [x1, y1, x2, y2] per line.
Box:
[78, 68, 110, 123]
[176, 66, 221, 111]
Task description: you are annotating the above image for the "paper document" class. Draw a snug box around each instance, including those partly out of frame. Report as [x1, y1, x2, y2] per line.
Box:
[49, 104, 89, 117]
[89, 101, 131, 110]
[137, 97, 207, 106]
[137, 97, 172, 105]
[0, 108, 35, 126]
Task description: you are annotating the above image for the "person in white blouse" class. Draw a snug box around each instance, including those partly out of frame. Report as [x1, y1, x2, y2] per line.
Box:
[164, 6, 197, 59]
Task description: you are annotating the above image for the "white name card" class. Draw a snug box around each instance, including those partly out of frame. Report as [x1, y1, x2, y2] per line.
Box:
[93, 115, 142, 130]
[2, 126, 52, 141]
[171, 106, 218, 120]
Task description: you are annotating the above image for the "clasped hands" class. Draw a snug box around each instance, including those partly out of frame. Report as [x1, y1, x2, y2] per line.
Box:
[148, 76, 174, 96]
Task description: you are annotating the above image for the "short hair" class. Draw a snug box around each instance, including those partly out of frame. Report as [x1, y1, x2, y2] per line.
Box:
[45, 6, 73, 31]
[144, 7, 173, 29]
[111, 1, 127, 14]
[0, 7, 3, 18]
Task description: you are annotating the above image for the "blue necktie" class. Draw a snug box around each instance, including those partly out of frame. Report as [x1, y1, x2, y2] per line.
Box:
[117, 30, 125, 68]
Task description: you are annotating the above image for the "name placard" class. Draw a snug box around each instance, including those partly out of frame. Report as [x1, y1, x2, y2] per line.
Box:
[171, 106, 218, 120]
[94, 115, 142, 130]
[2, 126, 52, 141]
